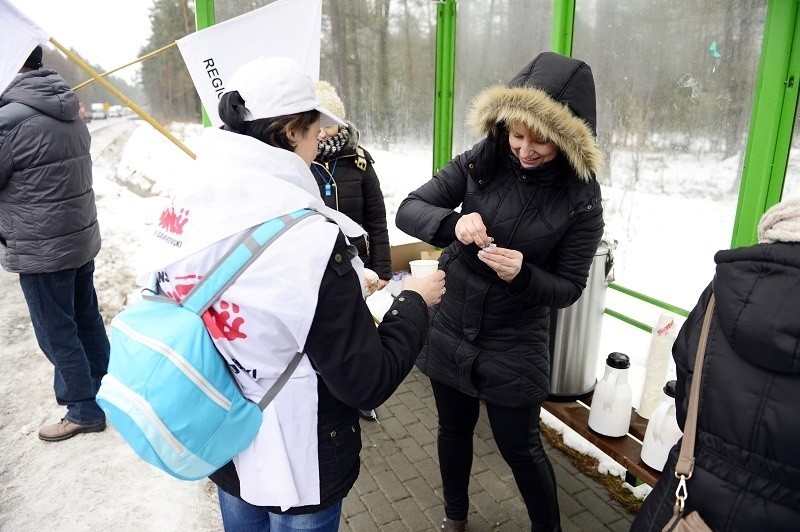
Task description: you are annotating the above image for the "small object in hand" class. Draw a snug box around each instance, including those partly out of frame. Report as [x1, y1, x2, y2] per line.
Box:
[363, 269, 380, 297]
[482, 242, 496, 250]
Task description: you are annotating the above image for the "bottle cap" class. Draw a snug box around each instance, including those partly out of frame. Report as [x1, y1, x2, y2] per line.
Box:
[606, 352, 630, 369]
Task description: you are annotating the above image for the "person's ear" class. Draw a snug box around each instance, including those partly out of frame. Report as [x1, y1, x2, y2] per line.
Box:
[284, 125, 300, 148]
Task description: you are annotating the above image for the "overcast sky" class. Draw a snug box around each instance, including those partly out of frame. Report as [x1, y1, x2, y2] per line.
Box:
[14, 0, 154, 83]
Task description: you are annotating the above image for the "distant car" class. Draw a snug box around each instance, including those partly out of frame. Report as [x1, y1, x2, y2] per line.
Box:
[91, 103, 107, 119]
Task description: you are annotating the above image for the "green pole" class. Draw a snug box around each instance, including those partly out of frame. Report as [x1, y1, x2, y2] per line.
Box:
[550, 0, 575, 56]
[731, 0, 800, 248]
[432, 0, 457, 174]
[194, 0, 216, 127]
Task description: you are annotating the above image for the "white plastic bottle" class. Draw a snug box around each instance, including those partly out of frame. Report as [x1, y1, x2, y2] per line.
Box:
[588, 352, 633, 437]
[640, 380, 683, 471]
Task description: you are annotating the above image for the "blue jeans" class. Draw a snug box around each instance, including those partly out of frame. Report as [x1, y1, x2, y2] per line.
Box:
[19, 260, 110, 425]
[218, 488, 341, 532]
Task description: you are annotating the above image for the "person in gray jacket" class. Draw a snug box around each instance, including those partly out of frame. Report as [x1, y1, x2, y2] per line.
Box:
[0, 46, 109, 442]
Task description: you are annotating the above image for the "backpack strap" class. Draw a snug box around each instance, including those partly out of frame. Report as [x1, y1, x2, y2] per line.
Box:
[181, 209, 315, 314]
[179, 208, 316, 412]
[257, 350, 305, 410]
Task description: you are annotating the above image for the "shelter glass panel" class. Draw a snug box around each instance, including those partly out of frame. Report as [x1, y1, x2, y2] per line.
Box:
[784, 112, 800, 200]
[452, 0, 552, 155]
[573, 0, 766, 373]
[573, 0, 766, 311]
[215, 0, 436, 153]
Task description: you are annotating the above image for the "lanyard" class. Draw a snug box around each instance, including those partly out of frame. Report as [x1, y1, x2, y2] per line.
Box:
[313, 157, 339, 197]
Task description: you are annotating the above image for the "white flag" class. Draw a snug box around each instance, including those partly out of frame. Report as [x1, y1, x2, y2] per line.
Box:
[177, 0, 322, 128]
[0, 0, 50, 95]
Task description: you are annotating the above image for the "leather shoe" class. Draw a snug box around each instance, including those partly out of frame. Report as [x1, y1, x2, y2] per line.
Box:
[38, 418, 106, 442]
[442, 517, 467, 531]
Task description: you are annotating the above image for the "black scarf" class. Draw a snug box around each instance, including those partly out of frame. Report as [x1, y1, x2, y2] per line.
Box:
[316, 128, 350, 162]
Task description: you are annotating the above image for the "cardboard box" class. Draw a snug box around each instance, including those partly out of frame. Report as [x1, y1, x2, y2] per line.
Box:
[390, 241, 439, 272]
[420, 250, 442, 261]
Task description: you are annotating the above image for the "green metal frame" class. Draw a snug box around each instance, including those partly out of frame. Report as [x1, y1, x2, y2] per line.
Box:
[550, 0, 575, 56]
[732, 0, 800, 247]
[432, 0, 457, 174]
[194, 0, 216, 127]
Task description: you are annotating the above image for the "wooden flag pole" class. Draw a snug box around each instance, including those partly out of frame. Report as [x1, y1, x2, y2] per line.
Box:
[71, 42, 178, 92]
[49, 37, 196, 160]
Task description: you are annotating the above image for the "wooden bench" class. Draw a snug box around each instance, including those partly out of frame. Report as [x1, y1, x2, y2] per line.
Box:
[543, 393, 661, 487]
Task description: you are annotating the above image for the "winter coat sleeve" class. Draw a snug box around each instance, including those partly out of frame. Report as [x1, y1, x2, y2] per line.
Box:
[303, 231, 429, 410]
[359, 153, 392, 280]
[512, 190, 605, 308]
[395, 152, 469, 249]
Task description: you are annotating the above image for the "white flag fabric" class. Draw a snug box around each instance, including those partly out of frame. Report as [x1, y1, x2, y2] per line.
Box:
[0, 0, 50, 95]
[177, 0, 322, 128]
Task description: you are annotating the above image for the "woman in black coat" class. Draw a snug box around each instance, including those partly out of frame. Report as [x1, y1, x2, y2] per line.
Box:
[311, 81, 391, 286]
[395, 52, 604, 531]
[631, 198, 800, 531]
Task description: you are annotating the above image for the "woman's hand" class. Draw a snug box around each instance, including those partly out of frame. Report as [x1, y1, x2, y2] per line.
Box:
[478, 246, 523, 283]
[402, 270, 446, 307]
[455, 212, 492, 248]
[376, 279, 389, 291]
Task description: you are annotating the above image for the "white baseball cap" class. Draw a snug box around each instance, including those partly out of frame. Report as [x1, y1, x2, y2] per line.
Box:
[225, 57, 346, 128]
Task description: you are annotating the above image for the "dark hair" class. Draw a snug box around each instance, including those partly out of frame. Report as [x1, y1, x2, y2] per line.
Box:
[218, 91, 320, 151]
[22, 45, 43, 70]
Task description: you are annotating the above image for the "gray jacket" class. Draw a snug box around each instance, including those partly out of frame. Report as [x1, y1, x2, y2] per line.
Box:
[0, 69, 100, 273]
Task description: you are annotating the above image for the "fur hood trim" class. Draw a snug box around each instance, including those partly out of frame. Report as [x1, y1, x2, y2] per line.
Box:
[468, 84, 602, 181]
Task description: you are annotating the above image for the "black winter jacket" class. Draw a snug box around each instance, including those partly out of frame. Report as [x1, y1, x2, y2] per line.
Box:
[0, 69, 100, 273]
[395, 52, 604, 407]
[312, 128, 391, 280]
[210, 231, 428, 513]
[631, 243, 800, 531]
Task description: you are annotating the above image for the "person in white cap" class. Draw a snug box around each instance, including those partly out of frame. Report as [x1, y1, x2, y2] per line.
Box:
[141, 56, 445, 530]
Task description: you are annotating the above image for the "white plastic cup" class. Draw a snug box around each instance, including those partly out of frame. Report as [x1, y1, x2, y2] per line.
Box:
[409, 259, 439, 278]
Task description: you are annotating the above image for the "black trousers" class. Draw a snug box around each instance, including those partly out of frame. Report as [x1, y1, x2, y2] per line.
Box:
[431, 380, 561, 531]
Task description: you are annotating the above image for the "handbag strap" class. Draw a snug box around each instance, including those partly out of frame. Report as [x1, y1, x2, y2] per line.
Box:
[673, 293, 716, 511]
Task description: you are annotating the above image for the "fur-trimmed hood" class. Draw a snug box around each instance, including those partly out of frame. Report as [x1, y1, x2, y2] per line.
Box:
[468, 52, 602, 181]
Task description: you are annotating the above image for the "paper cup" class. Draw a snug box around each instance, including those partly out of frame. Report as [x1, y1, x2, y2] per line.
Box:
[409, 259, 439, 278]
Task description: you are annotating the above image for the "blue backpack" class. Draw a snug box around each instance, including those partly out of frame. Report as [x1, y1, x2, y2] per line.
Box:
[97, 209, 314, 480]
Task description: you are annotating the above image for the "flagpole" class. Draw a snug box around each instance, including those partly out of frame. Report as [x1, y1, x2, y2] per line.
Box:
[49, 37, 196, 160]
[71, 42, 178, 92]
